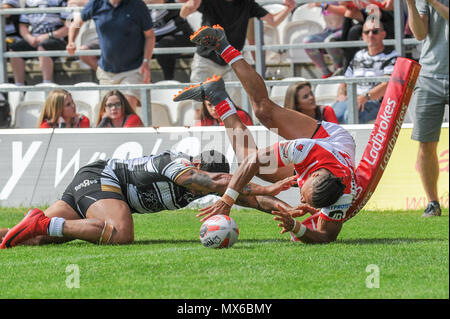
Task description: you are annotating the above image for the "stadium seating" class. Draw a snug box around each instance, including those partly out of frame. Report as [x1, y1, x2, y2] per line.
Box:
[177, 100, 196, 126]
[282, 20, 323, 64]
[262, 4, 291, 65]
[13, 100, 44, 128]
[270, 77, 306, 107]
[314, 76, 343, 107]
[263, 24, 282, 65]
[136, 101, 174, 127]
[70, 82, 101, 123]
[1, 83, 23, 128]
[291, 4, 326, 28]
[149, 102, 174, 127]
[263, 4, 291, 42]
[23, 82, 57, 102]
[151, 80, 183, 124]
[186, 11, 202, 31]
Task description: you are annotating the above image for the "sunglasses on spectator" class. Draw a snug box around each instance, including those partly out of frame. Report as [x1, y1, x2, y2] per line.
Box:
[105, 102, 122, 109]
[363, 28, 381, 35]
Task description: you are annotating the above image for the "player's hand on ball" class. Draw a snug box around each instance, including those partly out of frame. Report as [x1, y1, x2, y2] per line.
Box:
[266, 175, 297, 196]
[197, 199, 231, 222]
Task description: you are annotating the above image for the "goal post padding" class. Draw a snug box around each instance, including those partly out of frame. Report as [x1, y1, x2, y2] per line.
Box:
[299, 57, 421, 231]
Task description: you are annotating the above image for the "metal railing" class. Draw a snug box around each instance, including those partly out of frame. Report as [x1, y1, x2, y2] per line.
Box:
[0, 0, 416, 125]
[0, 76, 389, 126]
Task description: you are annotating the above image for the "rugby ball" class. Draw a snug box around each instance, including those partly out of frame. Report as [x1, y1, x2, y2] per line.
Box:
[199, 215, 239, 248]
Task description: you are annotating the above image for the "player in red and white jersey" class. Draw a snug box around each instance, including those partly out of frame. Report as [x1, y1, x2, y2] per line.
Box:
[274, 121, 357, 223]
[174, 25, 358, 244]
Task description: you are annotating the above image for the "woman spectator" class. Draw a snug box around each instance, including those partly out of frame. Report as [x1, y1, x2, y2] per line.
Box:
[195, 99, 253, 126]
[38, 89, 90, 128]
[96, 90, 144, 128]
[284, 81, 339, 124]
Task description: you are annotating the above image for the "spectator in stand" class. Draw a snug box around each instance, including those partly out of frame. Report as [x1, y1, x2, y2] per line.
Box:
[1, 0, 22, 50]
[406, 0, 448, 217]
[96, 90, 143, 128]
[38, 89, 90, 128]
[331, 20, 398, 124]
[67, 0, 99, 71]
[146, 0, 194, 80]
[9, 0, 69, 85]
[67, 0, 155, 110]
[284, 81, 339, 124]
[339, 0, 395, 71]
[196, 99, 253, 126]
[180, 0, 295, 119]
[304, 2, 347, 79]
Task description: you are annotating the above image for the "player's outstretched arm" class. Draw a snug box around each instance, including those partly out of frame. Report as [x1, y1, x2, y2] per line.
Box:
[175, 169, 295, 197]
[272, 205, 343, 244]
[196, 146, 282, 221]
[234, 195, 292, 215]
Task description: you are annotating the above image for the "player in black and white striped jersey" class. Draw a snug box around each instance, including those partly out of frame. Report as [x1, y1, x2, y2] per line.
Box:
[0, 149, 296, 248]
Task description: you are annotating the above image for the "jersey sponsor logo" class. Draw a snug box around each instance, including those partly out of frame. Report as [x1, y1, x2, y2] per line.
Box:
[74, 179, 98, 192]
[327, 210, 345, 220]
[327, 203, 351, 211]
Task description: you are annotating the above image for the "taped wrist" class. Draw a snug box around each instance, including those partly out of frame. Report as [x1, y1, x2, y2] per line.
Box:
[214, 97, 237, 121]
[220, 45, 243, 65]
[290, 220, 306, 238]
[221, 194, 235, 207]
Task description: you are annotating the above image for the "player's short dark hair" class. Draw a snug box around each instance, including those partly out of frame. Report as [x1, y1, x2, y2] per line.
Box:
[311, 172, 346, 208]
[194, 150, 230, 174]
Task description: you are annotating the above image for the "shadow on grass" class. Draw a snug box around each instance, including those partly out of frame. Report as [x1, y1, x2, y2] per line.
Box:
[337, 237, 447, 245]
[64, 237, 445, 248]
[133, 238, 288, 245]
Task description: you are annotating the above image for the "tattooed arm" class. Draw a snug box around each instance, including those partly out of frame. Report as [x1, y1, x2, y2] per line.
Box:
[235, 195, 292, 214]
[175, 169, 295, 197]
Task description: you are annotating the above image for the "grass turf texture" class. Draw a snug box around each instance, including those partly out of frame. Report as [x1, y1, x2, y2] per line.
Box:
[0, 207, 448, 299]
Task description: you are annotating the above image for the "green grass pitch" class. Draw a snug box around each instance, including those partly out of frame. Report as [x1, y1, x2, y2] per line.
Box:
[0, 207, 448, 299]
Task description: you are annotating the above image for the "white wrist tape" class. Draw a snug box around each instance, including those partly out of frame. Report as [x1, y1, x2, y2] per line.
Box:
[225, 188, 239, 201]
[295, 224, 307, 238]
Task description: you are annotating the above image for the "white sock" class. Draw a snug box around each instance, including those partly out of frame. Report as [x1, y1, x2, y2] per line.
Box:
[48, 217, 65, 237]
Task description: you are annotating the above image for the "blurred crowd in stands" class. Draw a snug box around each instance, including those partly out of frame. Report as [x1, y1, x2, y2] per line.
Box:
[0, 0, 447, 129]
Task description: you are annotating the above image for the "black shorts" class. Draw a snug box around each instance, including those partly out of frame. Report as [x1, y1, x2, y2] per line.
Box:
[61, 160, 126, 219]
[10, 37, 67, 60]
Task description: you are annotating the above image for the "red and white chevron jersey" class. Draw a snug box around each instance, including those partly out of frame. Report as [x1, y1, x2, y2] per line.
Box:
[274, 121, 357, 221]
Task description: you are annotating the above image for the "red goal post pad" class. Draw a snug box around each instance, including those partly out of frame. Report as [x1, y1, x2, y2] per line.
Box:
[300, 57, 421, 231]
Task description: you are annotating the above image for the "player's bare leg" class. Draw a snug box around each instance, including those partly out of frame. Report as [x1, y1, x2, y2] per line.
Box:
[174, 75, 295, 180]
[35, 199, 134, 245]
[189, 25, 318, 140]
[1, 199, 134, 248]
[84, 199, 134, 244]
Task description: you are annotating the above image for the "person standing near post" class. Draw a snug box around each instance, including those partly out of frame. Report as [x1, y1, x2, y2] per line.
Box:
[406, 0, 449, 217]
[66, 0, 155, 111]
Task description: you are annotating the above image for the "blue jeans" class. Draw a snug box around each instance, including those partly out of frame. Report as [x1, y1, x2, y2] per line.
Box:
[332, 99, 381, 124]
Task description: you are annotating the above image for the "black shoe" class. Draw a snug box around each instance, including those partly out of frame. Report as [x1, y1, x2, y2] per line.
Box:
[422, 201, 442, 217]
[190, 24, 230, 54]
[173, 75, 228, 105]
